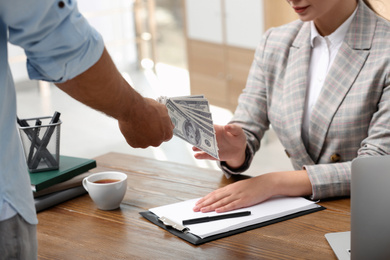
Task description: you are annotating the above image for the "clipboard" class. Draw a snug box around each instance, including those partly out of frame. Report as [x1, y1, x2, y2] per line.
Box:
[140, 205, 325, 245]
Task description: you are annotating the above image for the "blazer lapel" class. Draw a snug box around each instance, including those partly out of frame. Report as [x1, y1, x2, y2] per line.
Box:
[282, 22, 314, 163]
[309, 1, 375, 162]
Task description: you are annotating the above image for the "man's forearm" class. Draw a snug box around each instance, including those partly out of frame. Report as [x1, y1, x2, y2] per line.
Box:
[55, 47, 143, 121]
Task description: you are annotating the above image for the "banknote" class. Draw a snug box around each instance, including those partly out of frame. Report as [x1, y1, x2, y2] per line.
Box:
[157, 95, 219, 159]
[171, 98, 210, 112]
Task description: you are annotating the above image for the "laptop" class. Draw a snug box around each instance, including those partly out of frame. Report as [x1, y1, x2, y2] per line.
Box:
[325, 155, 390, 260]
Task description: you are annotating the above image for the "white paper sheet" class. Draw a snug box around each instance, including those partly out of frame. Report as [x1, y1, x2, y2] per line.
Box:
[149, 196, 319, 238]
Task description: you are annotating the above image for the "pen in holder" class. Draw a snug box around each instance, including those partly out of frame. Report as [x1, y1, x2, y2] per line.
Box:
[18, 112, 61, 173]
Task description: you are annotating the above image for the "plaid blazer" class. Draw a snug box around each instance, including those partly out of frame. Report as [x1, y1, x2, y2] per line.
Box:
[225, 0, 390, 199]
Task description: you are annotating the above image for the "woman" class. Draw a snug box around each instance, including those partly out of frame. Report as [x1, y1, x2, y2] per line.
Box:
[192, 0, 390, 213]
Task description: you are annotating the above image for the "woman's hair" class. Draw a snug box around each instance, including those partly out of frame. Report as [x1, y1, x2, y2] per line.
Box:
[362, 0, 390, 20]
[362, 0, 374, 10]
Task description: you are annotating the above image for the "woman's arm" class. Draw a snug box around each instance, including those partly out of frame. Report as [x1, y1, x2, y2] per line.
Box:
[193, 170, 312, 213]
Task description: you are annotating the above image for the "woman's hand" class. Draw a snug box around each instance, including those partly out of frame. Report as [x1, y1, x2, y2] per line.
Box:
[193, 174, 276, 213]
[193, 124, 247, 168]
[193, 170, 313, 213]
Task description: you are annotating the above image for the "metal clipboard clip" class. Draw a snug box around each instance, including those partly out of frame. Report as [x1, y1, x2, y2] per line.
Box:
[158, 216, 189, 233]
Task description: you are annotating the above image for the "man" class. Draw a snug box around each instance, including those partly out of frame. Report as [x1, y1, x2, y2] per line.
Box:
[0, 1, 173, 258]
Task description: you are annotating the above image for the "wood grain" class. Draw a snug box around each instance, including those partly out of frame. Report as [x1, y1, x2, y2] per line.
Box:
[37, 152, 348, 259]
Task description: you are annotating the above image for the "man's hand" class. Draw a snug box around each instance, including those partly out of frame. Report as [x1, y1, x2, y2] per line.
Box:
[118, 98, 173, 148]
[56, 48, 173, 149]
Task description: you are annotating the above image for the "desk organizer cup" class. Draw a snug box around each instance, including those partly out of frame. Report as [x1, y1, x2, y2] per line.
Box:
[82, 171, 128, 210]
[18, 115, 61, 173]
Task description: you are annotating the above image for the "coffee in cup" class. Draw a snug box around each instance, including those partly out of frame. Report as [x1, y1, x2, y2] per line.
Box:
[82, 171, 127, 210]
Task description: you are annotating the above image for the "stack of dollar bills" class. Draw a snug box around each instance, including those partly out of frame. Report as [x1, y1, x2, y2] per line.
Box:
[157, 95, 219, 160]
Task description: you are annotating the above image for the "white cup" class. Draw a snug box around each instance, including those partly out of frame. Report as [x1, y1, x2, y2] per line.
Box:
[82, 171, 127, 210]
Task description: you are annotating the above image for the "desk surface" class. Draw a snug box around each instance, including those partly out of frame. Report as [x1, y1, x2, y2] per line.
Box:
[37, 152, 350, 259]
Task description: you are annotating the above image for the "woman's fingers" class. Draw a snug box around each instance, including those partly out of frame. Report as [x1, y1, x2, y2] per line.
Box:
[193, 176, 273, 213]
[194, 189, 228, 211]
[193, 186, 241, 212]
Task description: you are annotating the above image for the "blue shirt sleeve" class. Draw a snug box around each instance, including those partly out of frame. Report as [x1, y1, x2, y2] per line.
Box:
[0, 0, 104, 83]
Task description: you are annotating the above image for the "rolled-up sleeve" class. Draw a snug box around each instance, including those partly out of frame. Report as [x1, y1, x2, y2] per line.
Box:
[1, 0, 104, 83]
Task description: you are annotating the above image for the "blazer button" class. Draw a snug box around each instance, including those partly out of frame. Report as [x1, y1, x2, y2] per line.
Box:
[284, 149, 291, 158]
[330, 153, 341, 162]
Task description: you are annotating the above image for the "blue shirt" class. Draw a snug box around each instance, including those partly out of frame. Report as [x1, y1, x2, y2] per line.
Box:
[0, 0, 104, 224]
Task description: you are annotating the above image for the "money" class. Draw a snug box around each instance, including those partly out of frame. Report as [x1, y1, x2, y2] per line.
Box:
[157, 95, 219, 160]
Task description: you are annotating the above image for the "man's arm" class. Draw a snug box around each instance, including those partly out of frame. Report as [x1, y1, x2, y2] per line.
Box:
[56, 47, 173, 148]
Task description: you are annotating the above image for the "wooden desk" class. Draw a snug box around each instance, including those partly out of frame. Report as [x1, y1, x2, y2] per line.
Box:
[37, 152, 350, 259]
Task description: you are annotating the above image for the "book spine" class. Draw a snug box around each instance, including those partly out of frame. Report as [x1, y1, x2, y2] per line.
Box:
[35, 161, 96, 191]
[34, 186, 87, 212]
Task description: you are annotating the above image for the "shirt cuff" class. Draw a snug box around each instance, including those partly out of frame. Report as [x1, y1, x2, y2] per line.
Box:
[219, 145, 254, 178]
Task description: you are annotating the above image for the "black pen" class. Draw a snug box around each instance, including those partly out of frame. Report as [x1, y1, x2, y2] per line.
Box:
[30, 111, 61, 169]
[17, 116, 58, 168]
[27, 119, 42, 167]
[182, 211, 251, 225]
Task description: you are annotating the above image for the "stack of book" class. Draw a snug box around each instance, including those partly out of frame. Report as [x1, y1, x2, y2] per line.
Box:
[31, 155, 96, 212]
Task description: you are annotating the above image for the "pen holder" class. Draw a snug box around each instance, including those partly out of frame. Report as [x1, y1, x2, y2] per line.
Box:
[18, 116, 61, 173]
